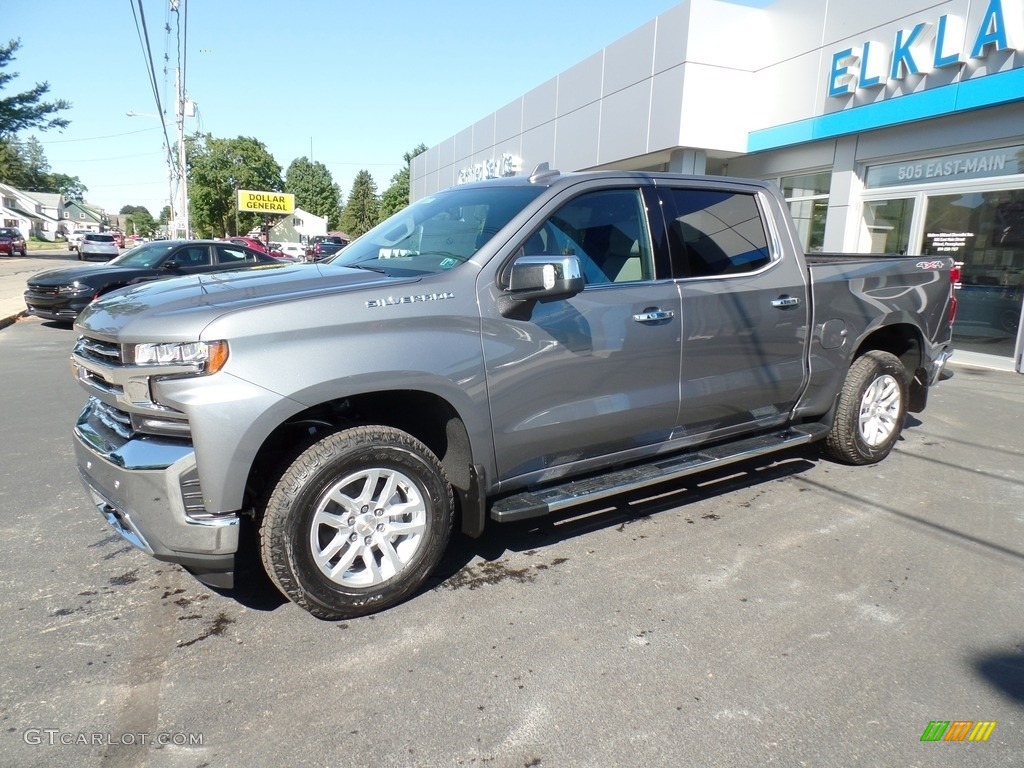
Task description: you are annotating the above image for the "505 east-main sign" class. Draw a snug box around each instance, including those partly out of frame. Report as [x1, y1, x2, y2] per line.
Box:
[827, 0, 1023, 98]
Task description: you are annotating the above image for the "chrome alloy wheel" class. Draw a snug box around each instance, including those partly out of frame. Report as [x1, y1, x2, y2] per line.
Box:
[857, 374, 902, 447]
[309, 468, 427, 588]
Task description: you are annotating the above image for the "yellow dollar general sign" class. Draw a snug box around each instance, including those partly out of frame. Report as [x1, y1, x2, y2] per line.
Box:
[920, 721, 997, 742]
[237, 190, 295, 214]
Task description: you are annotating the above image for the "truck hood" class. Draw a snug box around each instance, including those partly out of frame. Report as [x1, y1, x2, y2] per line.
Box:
[75, 263, 414, 341]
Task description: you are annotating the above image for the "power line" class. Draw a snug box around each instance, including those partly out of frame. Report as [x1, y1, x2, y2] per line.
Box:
[26, 127, 161, 144]
[62, 152, 165, 163]
[129, 0, 177, 178]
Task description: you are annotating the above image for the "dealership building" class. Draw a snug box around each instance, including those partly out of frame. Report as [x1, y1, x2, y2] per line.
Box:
[411, 0, 1024, 372]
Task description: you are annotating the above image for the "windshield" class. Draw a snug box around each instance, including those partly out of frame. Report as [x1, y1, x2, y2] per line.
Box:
[107, 241, 180, 268]
[327, 185, 544, 276]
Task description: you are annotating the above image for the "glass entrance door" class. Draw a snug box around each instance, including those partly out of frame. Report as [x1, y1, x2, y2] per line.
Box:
[921, 190, 1024, 358]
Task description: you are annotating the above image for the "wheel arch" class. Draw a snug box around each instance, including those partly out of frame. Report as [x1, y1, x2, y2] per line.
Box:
[851, 321, 929, 412]
[245, 389, 478, 529]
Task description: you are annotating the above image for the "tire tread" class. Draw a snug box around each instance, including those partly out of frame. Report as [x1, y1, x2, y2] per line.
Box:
[258, 425, 453, 620]
[823, 350, 906, 465]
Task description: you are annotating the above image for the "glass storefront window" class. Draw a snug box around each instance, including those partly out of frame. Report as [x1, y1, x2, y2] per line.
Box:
[922, 190, 1024, 358]
[781, 171, 829, 253]
[862, 198, 914, 254]
[781, 172, 830, 198]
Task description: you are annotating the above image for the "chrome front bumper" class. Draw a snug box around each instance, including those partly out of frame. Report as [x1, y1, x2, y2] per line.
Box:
[74, 405, 239, 585]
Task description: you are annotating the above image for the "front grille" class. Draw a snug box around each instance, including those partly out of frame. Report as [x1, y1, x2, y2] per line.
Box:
[76, 366, 124, 396]
[28, 286, 60, 297]
[90, 398, 132, 440]
[74, 336, 124, 365]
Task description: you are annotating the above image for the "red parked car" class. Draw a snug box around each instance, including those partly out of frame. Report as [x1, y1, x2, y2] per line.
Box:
[229, 236, 268, 252]
[0, 227, 28, 256]
[228, 237, 294, 261]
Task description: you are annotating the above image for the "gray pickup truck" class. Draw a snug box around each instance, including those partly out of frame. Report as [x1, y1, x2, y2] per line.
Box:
[70, 169, 957, 619]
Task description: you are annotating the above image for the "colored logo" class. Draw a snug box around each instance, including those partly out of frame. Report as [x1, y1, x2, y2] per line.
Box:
[920, 721, 997, 742]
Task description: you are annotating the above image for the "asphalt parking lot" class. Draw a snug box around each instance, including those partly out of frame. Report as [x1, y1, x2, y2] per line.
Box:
[0, 302, 1022, 766]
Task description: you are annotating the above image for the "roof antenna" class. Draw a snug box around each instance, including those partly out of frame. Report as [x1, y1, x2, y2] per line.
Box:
[529, 162, 560, 183]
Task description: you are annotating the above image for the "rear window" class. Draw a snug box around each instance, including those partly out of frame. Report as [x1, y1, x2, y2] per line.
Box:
[663, 188, 772, 278]
[0, 228, 20, 237]
[86, 234, 115, 243]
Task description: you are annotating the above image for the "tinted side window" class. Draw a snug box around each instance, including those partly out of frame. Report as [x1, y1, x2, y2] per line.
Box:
[536, 189, 654, 285]
[173, 246, 212, 267]
[664, 189, 771, 278]
[217, 246, 254, 264]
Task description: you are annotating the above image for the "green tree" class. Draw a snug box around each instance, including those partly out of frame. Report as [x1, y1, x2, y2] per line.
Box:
[159, 205, 172, 225]
[339, 170, 379, 238]
[0, 39, 79, 198]
[285, 157, 343, 229]
[46, 172, 87, 201]
[0, 135, 30, 187]
[0, 133, 87, 197]
[18, 135, 50, 190]
[187, 133, 283, 237]
[0, 39, 71, 134]
[119, 205, 156, 237]
[378, 143, 426, 223]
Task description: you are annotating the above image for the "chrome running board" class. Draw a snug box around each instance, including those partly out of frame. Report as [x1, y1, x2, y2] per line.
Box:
[489, 423, 829, 523]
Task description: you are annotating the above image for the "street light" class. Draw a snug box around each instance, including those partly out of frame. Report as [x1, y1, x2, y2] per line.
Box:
[126, 110, 177, 236]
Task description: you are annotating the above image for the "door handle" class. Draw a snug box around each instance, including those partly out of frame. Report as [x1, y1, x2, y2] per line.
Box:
[771, 296, 801, 308]
[633, 309, 675, 323]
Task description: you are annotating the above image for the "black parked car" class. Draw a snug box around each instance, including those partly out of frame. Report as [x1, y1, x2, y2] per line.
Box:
[24, 239, 284, 323]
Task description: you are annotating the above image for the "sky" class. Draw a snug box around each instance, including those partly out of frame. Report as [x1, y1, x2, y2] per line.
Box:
[5, 0, 687, 220]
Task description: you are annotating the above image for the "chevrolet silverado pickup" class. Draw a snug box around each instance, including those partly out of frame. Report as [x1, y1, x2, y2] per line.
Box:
[69, 168, 957, 619]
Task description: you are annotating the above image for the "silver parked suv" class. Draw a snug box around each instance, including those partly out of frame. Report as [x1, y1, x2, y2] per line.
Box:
[78, 232, 120, 261]
[67, 229, 90, 251]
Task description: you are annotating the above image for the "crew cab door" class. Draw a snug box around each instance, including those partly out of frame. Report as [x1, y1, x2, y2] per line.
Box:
[657, 184, 809, 437]
[482, 185, 682, 482]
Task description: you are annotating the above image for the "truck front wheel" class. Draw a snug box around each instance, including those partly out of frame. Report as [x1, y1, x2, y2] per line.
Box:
[259, 426, 454, 619]
[824, 350, 908, 465]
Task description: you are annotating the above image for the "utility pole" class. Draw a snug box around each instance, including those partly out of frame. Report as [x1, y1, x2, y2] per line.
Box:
[175, 67, 191, 239]
[126, 110, 177, 233]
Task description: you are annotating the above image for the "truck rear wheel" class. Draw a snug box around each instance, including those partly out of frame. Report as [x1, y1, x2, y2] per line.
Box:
[824, 350, 908, 465]
[259, 426, 454, 619]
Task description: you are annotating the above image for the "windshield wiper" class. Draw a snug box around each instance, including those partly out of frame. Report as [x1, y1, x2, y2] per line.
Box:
[345, 263, 389, 274]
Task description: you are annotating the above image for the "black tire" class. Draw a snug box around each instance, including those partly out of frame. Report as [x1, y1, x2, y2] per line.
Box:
[259, 426, 454, 619]
[824, 350, 908, 465]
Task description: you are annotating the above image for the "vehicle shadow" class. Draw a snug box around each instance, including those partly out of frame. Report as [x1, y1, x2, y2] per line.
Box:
[218, 517, 288, 612]
[425, 446, 821, 592]
[973, 647, 1024, 704]
[222, 446, 821, 615]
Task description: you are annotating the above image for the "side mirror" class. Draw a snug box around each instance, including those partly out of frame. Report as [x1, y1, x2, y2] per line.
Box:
[506, 254, 584, 301]
[163, 260, 181, 271]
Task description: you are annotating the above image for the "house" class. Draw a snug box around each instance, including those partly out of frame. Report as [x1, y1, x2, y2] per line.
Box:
[0, 183, 32, 240]
[27, 192, 65, 242]
[0, 183, 66, 242]
[268, 206, 327, 246]
[62, 200, 108, 237]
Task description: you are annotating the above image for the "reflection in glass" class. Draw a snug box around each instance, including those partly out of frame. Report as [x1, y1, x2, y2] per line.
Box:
[862, 198, 914, 254]
[923, 190, 1024, 357]
[782, 172, 830, 253]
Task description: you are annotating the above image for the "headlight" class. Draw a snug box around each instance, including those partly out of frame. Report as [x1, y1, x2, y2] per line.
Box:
[132, 340, 229, 374]
[57, 282, 89, 294]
